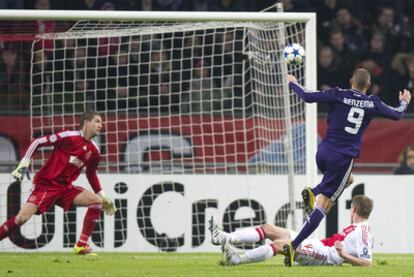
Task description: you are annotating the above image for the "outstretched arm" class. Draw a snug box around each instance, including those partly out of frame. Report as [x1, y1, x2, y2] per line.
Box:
[375, 89, 411, 120]
[23, 134, 62, 160]
[12, 133, 63, 181]
[286, 74, 337, 103]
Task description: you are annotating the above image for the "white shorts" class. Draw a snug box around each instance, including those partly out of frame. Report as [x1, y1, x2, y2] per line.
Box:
[288, 230, 331, 266]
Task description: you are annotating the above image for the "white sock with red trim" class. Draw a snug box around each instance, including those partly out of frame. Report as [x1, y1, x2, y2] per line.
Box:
[229, 226, 266, 244]
[240, 244, 277, 263]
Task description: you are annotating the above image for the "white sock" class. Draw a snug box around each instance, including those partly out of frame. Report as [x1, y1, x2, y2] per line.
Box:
[229, 227, 265, 244]
[240, 245, 276, 263]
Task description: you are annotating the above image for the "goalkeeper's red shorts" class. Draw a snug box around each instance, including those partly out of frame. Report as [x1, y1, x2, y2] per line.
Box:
[26, 182, 85, 214]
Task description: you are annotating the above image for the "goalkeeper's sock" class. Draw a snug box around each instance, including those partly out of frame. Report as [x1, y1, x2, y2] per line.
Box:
[229, 226, 266, 244]
[0, 216, 18, 241]
[292, 206, 326, 249]
[77, 203, 102, 247]
[240, 244, 277, 264]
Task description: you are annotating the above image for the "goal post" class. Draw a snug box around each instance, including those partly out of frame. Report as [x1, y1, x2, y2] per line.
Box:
[0, 10, 317, 252]
[304, 12, 318, 196]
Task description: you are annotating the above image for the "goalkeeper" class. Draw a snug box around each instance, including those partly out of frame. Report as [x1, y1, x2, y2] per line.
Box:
[0, 111, 116, 255]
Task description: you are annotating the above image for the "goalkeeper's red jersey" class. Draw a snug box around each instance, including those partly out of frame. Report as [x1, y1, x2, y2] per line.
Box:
[23, 130, 102, 193]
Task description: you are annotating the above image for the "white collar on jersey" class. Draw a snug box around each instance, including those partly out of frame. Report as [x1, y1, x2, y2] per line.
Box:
[350, 89, 365, 95]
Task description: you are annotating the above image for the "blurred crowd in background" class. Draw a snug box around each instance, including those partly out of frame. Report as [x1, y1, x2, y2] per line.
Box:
[0, 0, 413, 113]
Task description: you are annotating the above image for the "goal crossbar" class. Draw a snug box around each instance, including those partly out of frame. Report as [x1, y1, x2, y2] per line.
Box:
[0, 9, 315, 23]
[38, 22, 296, 40]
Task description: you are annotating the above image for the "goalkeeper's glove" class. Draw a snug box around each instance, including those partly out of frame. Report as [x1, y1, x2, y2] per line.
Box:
[11, 158, 31, 181]
[97, 191, 117, 216]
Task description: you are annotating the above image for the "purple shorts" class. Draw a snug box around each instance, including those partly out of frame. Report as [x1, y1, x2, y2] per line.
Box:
[314, 143, 354, 201]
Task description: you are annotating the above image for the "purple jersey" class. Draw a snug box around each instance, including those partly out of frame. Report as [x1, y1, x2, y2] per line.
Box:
[290, 82, 408, 157]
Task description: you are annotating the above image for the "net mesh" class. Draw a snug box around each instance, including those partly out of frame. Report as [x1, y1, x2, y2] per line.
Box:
[31, 21, 307, 175]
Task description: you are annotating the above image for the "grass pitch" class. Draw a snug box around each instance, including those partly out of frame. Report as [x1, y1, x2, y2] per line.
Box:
[0, 253, 413, 277]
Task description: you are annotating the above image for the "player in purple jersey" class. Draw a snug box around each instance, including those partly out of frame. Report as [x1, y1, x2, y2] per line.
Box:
[282, 68, 411, 267]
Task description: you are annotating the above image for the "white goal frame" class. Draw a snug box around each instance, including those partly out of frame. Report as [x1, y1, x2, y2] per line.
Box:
[0, 9, 317, 238]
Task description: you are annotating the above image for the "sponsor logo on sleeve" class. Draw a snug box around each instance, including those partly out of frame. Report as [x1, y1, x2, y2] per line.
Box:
[49, 134, 57, 143]
[360, 246, 371, 259]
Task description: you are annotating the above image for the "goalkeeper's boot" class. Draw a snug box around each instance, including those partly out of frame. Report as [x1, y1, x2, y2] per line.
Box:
[221, 241, 241, 266]
[209, 216, 228, 245]
[301, 187, 316, 215]
[283, 242, 295, 267]
[73, 244, 97, 256]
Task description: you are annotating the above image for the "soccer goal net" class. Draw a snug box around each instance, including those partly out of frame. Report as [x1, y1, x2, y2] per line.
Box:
[0, 10, 317, 252]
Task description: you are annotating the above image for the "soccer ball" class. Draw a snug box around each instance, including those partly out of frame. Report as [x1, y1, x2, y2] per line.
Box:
[283, 43, 305, 65]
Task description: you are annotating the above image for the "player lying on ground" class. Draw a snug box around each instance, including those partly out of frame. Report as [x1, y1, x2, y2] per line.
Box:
[210, 195, 373, 267]
[283, 69, 411, 266]
[0, 111, 116, 255]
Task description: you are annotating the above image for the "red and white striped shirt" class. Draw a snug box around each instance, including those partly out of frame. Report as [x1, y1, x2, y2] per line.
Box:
[321, 224, 356, 247]
[295, 221, 373, 266]
[24, 130, 102, 193]
[324, 221, 373, 265]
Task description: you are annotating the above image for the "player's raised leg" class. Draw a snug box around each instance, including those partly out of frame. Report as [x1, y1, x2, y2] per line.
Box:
[72, 190, 103, 256]
[301, 176, 354, 215]
[0, 202, 38, 240]
[302, 173, 354, 216]
[284, 195, 332, 266]
[301, 187, 316, 215]
[209, 216, 275, 245]
[210, 216, 292, 245]
[284, 146, 353, 267]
